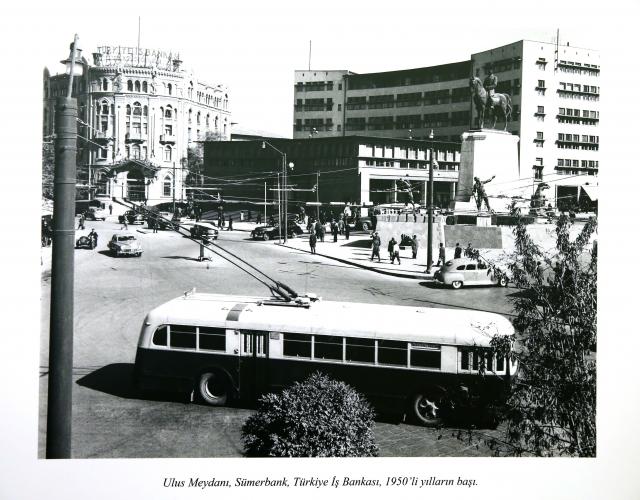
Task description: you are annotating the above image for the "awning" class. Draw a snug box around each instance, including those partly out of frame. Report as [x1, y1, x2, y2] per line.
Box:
[580, 185, 598, 201]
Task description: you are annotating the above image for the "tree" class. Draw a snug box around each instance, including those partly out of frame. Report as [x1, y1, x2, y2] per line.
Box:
[42, 141, 55, 200]
[488, 208, 597, 456]
[241, 372, 378, 457]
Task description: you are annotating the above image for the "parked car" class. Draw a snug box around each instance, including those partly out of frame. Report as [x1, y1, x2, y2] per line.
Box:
[84, 206, 108, 221]
[75, 234, 95, 250]
[347, 216, 373, 231]
[118, 210, 145, 225]
[147, 211, 175, 230]
[251, 221, 304, 240]
[434, 258, 508, 289]
[190, 222, 219, 241]
[108, 233, 143, 257]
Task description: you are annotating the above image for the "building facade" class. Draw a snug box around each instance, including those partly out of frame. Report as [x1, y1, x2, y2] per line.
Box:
[203, 136, 461, 216]
[292, 39, 600, 186]
[43, 46, 231, 207]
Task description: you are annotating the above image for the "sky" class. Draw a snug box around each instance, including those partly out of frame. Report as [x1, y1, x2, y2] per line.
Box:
[31, 1, 612, 138]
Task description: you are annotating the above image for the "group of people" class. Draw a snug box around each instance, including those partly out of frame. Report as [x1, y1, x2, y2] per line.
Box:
[369, 233, 419, 264]
[307, 218, 352, 254]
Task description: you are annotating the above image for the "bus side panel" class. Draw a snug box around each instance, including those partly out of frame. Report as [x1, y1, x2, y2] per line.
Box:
[134, 348, 239, 395]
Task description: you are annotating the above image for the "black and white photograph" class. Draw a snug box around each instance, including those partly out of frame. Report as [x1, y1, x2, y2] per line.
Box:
[2, 0, 639, 498]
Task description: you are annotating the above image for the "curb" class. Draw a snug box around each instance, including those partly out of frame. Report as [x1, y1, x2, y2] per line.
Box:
[280, 243, 434, 281]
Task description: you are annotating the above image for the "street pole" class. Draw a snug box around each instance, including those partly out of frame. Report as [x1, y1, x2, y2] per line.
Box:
[277, 173, 282, 243]
[283, 153, 287, 244]
[172, 161, 176, 215]
[316, 171, 320, 220]
[47, 34, 80, 459]
[264, 181, 267, 225]
[426, 129, 434, 273]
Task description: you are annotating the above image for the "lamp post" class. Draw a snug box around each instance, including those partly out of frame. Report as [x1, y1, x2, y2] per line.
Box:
[426, 129, 435, 274]
[47, 34, 83, 459]
[261, 141, 291, 243]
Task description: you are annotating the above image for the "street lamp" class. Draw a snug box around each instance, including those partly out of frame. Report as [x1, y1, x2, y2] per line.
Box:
[426, 129, 435, 274]
[47, 34, 83, 459]
[261, 141, 292, 243]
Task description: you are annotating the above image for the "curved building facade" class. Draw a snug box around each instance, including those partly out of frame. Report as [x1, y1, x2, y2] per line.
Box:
[43, 46, 231, 207]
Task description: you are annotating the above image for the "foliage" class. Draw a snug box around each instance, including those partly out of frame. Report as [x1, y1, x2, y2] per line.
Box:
[489, 207, 597, 457]
[42, 142, 55, 199]
[241, 372, 379, 457]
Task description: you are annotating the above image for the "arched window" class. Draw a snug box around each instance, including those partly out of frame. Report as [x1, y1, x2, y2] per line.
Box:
[134, 80, 141, 92]
[165, 107, 173, 119]
[126, 104, 131, 116]
[163, 175, 173, 197]
[102, 78, 108, 91]
[101, 102, 109, 115]
[197, 111, 201, 125]
[132, 144, 141, 159]
[127, 80, 133, 91]
[215, 115, 219, 129]
[133, 102, 142, 116]
[188, 109, 192, 123]
[167, 83, 172, 95]
[143, 105, 148, 116]
[142, 81, 148, 93]
[206, 114, 210, 127]
[164, 145, 172, 161]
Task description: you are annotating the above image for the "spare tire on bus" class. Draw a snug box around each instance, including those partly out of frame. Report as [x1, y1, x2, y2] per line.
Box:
[412, 389, 446, 426]
[198, 371, 229, 406]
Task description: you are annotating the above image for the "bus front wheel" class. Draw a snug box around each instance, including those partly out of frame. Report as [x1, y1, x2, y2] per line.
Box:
[412, 392, 443, 426]
[198, 372, 229, 406]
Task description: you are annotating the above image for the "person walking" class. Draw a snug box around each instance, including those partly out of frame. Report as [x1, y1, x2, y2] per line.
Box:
[121, 215, 128, 231]
[371, 232, 381, 262]
[309, 232, 317, 254]
[344, 221, 350, 240]
[464, 243, 473, 257]
[152, 217, 158, 233]
[437, 242, 446, 266]
[319, 222, 325, 243]
[331, 221, 338, 242]
[228, 216, 233, 231]
[88, 228, 98, 249]
[78, 213, 85, 230]
[411, 235, 418, 259]
[391, 238, 401, 265]
[338, 218, 344, 235]
[454, 242, 462, 259]
[108, 203, 113, 216]
[387, 238, 395, 261]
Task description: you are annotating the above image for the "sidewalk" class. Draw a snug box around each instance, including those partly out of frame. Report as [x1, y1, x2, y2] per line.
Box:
[281, 233, 436, 280]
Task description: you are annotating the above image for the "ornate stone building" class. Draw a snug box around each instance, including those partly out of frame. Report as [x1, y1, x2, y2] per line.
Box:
[43, 46, 231, 207]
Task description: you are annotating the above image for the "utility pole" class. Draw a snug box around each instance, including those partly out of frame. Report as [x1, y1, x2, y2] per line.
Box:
[277, 172, 282, 244]
[426, 129, 435, 273]
[47, 34, 80, 459]
[264, 181, 267, 225]
[316, 171, 320, 220]
[172, 161, 176, 215]
[283, 153, 287, 244]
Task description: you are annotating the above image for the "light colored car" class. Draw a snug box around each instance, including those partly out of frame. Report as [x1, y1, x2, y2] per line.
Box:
[108, 233, 143, 257]
[190, 222, 219, 241]
[434, 258, 508, 289]
[84, 206, 108, 221]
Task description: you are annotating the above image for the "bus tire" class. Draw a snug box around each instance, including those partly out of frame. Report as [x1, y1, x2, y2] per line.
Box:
[412, 391, 444, 427]
[198, 371, 229, 406]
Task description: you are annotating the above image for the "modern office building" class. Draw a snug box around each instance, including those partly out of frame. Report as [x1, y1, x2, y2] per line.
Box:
[43, 45, 231, 206]
[203, 136, 461, 215]
[293, 39, 600, 189]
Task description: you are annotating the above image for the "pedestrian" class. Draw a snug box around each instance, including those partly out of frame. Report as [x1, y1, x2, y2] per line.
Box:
[108, 203, 113, 215]
[388, 238, 395, 261]
[371, 232, 381, 262]
[309, 232, 317, 254]
[437, 242, 446, 266]
[411, 235, 418, 259]
[338, 218, 345, 235]
[88, 228, 98, 249]
[454, 242, 462, 259]
[248, 210, 252, 221]
[331, 220, 338, 242]
[345, 221, 350, 240]
[257, 213, 262, 225]
[152, 217, 158, 233]
[391, 238, 401, 264]
[78, 213, 85, 230]
[121, 215, 128, 231]
[228, 216, 233, 231]
[536, 261, 544, 282]
[464, 243, 473, 257]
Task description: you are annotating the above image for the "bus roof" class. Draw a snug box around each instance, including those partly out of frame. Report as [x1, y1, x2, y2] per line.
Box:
[146, 293, 513, 347]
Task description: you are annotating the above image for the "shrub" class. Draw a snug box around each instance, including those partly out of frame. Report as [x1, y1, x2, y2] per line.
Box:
[241, 372, 378, 457]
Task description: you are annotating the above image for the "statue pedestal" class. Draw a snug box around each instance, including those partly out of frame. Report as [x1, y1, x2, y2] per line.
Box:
[476, 214, 493, 227]
[454, 129, 520, 214]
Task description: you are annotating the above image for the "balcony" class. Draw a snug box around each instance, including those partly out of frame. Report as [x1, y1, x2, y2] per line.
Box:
[159, 134, 176, 144]
[125, 132, 146, 143]
[94, 130, 113, 141]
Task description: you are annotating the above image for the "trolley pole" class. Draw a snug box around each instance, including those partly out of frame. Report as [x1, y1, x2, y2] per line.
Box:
[46, 83, 79, 458]
[426, 129, 434, 273]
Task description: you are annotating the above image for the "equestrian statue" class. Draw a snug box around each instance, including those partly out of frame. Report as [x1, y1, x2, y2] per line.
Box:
[470, 69, 512, 130]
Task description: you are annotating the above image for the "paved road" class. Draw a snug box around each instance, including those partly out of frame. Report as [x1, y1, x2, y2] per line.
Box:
[39, 221, 513, 458]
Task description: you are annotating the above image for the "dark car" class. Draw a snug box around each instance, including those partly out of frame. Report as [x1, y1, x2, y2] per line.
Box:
[118, 210, 145, 225]
[189, 222, 219, 241]
[347, 216, 373, 231]
[251, 221, 304, 240]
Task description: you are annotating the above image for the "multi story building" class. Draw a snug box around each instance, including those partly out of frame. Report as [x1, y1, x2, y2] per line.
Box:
[293, 39, 600, 193]
[43, 45, 231, 206]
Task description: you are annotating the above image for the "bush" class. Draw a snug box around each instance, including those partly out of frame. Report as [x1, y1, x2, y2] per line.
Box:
[241, 372, 378, 457]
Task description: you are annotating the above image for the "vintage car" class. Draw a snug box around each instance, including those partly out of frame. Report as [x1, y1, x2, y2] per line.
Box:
[107, 233, 143, 257]
[118, 210, 145, 225]
[434, 258, 508, 289]
[84, 206, 108, 221]
[189, 222, 219, 241]
[251, 221, 304, 241]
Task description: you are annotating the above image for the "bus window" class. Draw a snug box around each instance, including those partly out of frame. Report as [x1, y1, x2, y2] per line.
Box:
[199, 326, 226, 351]
[152, 325, 167, 346]
[496, 356, 504, 371]
[410, 344, 441, 369]
[283, 333, 311, 358]
[170, 325, 196, 349]
[346, 337, 375, 363]
[378, 339, 407, 366]
[313, 335, 343, 360]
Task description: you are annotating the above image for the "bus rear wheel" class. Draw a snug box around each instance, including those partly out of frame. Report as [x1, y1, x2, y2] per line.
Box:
[198, 372, 229, 406]
[412, 392, 443, 426]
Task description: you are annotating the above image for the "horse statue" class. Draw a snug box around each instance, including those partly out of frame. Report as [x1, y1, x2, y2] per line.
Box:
[469, 77, 512, 130]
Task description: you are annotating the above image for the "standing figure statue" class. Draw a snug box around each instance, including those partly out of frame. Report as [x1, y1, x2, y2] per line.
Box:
[473, 175, 495, 212]
[469, 73, 512, 130]
[398, 175, 416, 213]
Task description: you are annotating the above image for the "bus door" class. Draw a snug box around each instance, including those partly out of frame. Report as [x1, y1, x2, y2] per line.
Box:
[237, 330, 269, 404]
